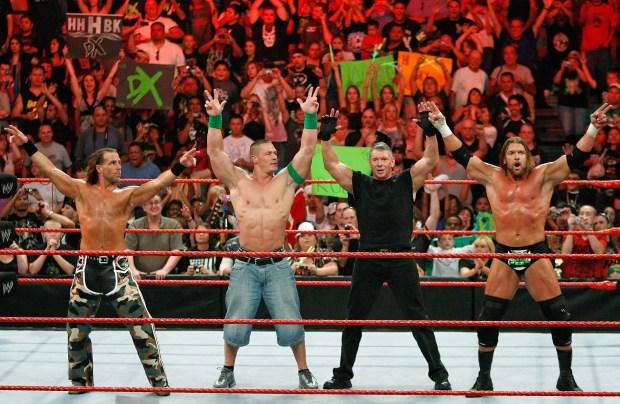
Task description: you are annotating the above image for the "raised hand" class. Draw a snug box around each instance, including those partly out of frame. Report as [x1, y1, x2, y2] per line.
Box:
[204, 89, 227, 116]
[318, 109, 340, 141]
[297, 86, 320, 114]
[590, 103, 612, 129]
[420, 101, 446, 128]
[415, 102, 437, 136]
[179, 147, 198, 168]
[5, 125, 28, 146]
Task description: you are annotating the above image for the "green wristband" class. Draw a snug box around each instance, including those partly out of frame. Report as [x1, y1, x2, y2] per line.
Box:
[304, 113, 318, 130]
[208, 115, 223, 129]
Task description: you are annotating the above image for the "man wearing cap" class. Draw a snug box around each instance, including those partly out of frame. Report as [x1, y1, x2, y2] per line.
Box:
[6, 123, 199, 395]
[303, 184, 327, 230]
[320, 103, 451, 391]
[206, 87, 324, 389]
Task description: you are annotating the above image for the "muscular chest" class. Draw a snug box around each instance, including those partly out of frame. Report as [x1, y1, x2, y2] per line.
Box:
[80, 190, 130, 220]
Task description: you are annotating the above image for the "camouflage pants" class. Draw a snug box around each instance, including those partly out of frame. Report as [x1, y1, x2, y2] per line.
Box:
[67, 255, 168, 387]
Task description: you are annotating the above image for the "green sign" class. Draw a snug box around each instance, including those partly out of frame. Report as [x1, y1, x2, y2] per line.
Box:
[310, 145, 372, 198]
[116, 62, 174, 110]
[338, 55, 398, 102]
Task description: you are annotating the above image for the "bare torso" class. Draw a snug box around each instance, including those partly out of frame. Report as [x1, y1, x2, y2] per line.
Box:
[486, 167, 554, 247]
[76, 183, 135, 250]
[230, 172, 295, 251]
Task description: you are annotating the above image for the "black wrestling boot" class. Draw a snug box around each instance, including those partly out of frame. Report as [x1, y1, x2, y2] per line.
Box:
[556, 349, 582, 391]
[323, 376, 352, 389]
[434, 377, 452, 390]
[556, 371, 582, 392]
[466, 373, 493, 398]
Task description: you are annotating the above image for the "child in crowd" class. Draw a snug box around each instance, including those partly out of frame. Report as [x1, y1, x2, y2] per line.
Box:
[428, 233, 474, 277]
[361, 19, 383, 60]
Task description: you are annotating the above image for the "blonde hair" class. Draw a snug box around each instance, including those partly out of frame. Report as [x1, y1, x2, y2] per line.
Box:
[474, 235, 495, 254]
[206, 185, 226, 208]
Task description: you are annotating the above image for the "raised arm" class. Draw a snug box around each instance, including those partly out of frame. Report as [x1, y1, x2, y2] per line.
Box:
[249, 0, 264, 24]
[543, 103, 611, 187]
[422, 101, 494, 186]
[286, 86, 321, 188]
[320, 110, 353, 193]
[6, 126, 80, 200]
[532, 0, 552, 37]
[410, 110, 439, 191]
[130, 148, 198, 206]
[205, 89, 245, 189]
[96, 60, 120, 101]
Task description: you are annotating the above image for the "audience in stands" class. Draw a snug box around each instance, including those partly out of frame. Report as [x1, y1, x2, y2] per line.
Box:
[4, 0, 617, 278]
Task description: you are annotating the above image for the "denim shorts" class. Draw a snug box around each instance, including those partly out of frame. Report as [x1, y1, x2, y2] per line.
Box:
[223, 259, 304, 347]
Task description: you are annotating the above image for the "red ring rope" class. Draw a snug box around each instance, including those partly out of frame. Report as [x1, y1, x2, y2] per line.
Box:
[8, 249, 620, 260]
[0, 385, 618, 396]
[0, 317, 617, 327]
[18, 178, 620, 188]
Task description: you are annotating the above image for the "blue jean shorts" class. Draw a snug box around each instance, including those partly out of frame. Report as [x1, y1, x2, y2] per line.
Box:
[223, 259, 305, 347]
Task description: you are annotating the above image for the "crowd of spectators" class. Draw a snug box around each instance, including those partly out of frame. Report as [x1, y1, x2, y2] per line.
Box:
[0, 0, 618, 279]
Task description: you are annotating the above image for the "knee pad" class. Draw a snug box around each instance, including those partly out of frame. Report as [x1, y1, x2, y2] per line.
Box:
[477, 295, 510, 348]
[539, 295, 572, 346]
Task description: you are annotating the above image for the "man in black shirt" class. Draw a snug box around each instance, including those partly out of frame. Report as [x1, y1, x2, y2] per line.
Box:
[320, 109, 451, 391]
[382, 0, 427, 52]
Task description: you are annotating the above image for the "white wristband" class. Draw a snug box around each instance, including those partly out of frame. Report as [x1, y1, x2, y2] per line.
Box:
[586, 123, 598, 138]
[435, 122, 453, 138]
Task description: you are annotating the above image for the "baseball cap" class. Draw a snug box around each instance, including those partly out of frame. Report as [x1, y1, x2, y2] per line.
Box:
[63, 196, 76, 210]
[608, 263, 620, 276]
[567, 50, 581, 60]
[303, 184, 313, 196]
[191, 195, 205, 204]
[609, 83, 620, 91]
[327, 202, 337, 215]
[295, 221, 315, 238]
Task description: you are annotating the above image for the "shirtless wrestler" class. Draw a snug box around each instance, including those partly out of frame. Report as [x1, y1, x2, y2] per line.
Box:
[7, 125, 197, 395]
[417, 101, 612, 393]
[206, 87, 330, 389]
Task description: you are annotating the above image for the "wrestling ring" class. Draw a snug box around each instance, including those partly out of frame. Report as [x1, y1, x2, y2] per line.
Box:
[0, 177, 618, 402]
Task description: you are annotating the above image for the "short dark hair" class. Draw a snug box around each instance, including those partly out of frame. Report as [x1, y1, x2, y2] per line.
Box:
[128, 142, 144, 151]
[367, 19, 379, 29]
[229, 114, 244, 124]
[214, 60, 230, 71]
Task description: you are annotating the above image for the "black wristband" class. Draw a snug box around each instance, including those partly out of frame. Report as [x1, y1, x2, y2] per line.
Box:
[171, 162, 186, 176]
[23, 141, 38, 156]
[318, 115, 338, 141]
[417, 112, 437, 137]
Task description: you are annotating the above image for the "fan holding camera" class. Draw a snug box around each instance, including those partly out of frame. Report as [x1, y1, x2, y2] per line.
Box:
[199, 27, 243, 78]
[292, 221, 338, 276]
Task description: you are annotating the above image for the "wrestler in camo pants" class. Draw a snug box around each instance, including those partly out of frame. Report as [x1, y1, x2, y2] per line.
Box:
[67, 255, 168, 387]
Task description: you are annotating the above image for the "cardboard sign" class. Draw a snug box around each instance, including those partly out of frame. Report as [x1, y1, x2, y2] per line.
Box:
[338, 55, 398, 102]
[310, 145, 372, 198]
[397, 52, 454, 96]
[116, 62, 175, 110]
[66, 13, 122, 59]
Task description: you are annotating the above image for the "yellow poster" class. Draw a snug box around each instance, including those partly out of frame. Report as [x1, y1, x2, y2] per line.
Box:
[398, 52, 453, 96]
